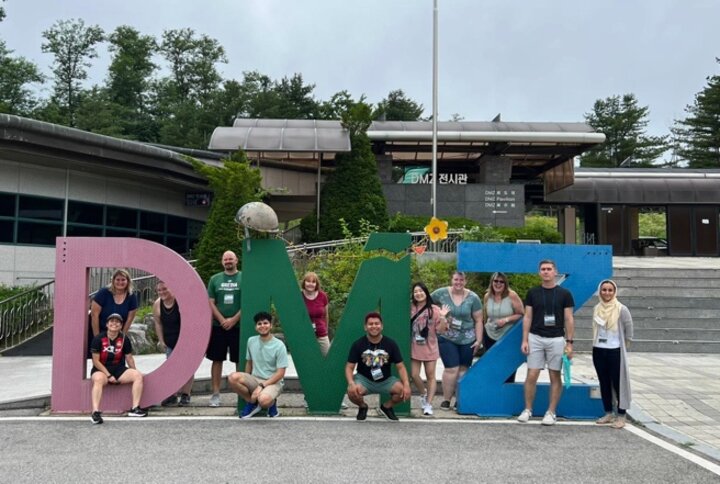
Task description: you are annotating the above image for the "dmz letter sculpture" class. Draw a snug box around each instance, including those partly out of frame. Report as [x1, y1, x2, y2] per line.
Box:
[51, 236, 611, 417]
[51, 237, 211, 413]
[455, 242, 612, 418]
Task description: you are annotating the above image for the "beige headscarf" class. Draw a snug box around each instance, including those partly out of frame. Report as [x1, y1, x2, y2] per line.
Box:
[592, 279, 621, 341]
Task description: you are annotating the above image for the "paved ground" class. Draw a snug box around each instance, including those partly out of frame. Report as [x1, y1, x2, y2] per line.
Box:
[1, 256, 720, 479]
[1, 419, 719, 483]
[2, 350, 720, 467]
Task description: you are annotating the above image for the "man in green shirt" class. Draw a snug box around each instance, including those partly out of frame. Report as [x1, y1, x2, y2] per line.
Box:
[206, 250, 242, 407]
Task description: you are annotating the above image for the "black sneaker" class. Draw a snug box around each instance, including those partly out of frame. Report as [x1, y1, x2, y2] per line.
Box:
[91, 411, 103, 425]
[356, 405, 369, 421]
[179, 394, 191, 406]
[378, 404, 399, 421]
[128, 406, 148, 417]
[161, 395, 178, 407]
[440, 400, 451, 410]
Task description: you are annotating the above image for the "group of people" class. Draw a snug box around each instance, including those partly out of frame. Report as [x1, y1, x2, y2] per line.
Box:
[87, 254, 633, 428]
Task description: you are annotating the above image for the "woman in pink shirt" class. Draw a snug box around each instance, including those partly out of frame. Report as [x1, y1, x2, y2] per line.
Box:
[301, 272, 331, 356]
[410, 282, 449, 415]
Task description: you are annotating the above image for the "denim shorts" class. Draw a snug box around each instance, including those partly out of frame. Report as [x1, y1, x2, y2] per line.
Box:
[438, 337, 474, 368]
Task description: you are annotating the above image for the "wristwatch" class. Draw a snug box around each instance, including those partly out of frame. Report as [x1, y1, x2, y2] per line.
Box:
[566, 339, 574, 344]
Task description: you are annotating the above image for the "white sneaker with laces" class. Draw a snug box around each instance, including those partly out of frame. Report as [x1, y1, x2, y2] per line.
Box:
[541, 411, 557, 426]
[208, 393, 221, 407]
[517, 408, 532, 423]
[419, 394, 428, 410]
[423, 403, 434, 416]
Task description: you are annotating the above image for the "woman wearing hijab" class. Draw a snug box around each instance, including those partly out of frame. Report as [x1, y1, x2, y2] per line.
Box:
[592, 279, 634, 429]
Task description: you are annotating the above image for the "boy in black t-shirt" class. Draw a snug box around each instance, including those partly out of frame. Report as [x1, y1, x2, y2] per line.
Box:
[345, 312, 411, 421]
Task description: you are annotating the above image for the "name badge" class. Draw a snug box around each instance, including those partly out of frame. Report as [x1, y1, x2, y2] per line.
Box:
[543, 314, 556, 327]
[371, 367, 384, 381]
[223, 293, 234, 305]
[598, 326, 608, 342]
[414, 334, 426, 345]
[451, 318, 462, 329]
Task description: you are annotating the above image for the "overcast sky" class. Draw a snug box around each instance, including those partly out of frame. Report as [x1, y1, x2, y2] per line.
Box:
[2, 0, 719, 139]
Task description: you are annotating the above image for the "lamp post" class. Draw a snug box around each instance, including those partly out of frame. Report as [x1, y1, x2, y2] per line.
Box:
[431, 0, 439, 217]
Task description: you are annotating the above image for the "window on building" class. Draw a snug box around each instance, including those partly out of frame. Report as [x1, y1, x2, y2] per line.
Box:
[17, 222, 62, 245]
[167, 215, 188, 235]
[18, 196, 63, 221]
[66, 225, 103, 237]
[0, 193, 16, 217]
[0, 220, 14, 242]
[140, 211, 165, 233]
[67, 201, 104, 225]
[106, 206, 138, 229]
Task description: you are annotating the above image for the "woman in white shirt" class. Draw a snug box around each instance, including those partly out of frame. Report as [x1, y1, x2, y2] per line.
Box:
[592, 279, 634, 429]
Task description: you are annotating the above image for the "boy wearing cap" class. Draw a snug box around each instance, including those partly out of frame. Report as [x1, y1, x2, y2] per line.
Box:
[89, 313, 147, 424]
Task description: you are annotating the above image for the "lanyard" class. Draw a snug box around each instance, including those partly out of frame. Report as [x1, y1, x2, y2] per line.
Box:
[542, 288, 556, 316]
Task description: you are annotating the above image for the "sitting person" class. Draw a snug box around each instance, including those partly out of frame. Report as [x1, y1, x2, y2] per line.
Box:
[90, 313, 147, 424]
[346, 312, 411, 421]
[228, 311, 288, 419]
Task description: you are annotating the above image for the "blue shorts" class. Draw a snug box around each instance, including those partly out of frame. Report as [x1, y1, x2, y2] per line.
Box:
[438, 337, 474, 368]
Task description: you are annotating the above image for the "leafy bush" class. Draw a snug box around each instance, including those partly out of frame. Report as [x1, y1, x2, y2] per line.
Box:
[639, 211, 666, 237]
[388, 213, 481, 232]
[298, 220, 390, 335]
[0, 284, 28, 302]
[495, 217, 562, 243]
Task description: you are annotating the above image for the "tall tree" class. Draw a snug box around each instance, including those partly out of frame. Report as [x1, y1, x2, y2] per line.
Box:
[0, 40, 44, 115]
[103, 26, 158, 140]
[301, 98, 387, 241]
[41, 19, 104, 127]
[373, 89, 424, 121]
[240, 72, 320, 119]
[580, 93, 668, 167]
[155, 28, 227, 147]
[190, 151, 263, 283]
[319, 90, 367, 120]
[158, 28, 226, 104]
[672, 59, 720, 168]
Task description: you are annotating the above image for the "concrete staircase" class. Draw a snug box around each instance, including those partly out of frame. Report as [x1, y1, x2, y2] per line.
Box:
[574, 267, 720, 353]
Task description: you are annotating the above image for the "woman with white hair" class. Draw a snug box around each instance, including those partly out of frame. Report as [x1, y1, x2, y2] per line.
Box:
[592, 279, 634, 429]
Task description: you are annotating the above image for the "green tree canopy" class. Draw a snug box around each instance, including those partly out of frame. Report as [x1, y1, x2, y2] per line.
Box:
[672, 59, 720, 168]
[191, 152, 263, 282]
[0, 40, 44, 115]
[580, 93, 668, 167]
[40, 19, 104, 127]
[373, 89, 424, 121]
[301, 98, 387, 241]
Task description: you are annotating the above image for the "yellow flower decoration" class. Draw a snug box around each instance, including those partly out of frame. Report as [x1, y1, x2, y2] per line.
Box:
[424, 216, 449, 243]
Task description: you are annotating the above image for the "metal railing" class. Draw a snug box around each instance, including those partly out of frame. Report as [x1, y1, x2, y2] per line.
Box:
[286, 229, 464, 256]
[0, 281, 55, 352]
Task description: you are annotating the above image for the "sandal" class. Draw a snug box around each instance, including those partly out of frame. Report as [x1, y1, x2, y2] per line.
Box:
[596, 413, 615, 425]
[612, 417, 626, 429]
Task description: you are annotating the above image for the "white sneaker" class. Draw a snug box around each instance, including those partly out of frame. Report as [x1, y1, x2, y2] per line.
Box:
[517, 409, 532, 423]
[541, 411, 557, 426]
[208, 393, 221, 407]
[419, 393, 428, 410]
[423, 403, 434, 416]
